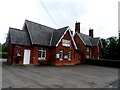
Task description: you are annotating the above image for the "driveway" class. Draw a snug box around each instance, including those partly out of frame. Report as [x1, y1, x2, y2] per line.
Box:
[2, 60, 119, 88]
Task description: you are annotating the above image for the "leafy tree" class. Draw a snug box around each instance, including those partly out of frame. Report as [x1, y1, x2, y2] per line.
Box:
[101, 36, 120, 60]
[2, 43, 8, 52]
[101, 38, 107, 58]
[117, 37, 120, 59]
[106, 37, 118, 59]
[0, 43, 2, 52]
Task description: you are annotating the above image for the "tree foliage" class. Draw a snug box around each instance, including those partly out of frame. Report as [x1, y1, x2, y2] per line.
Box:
[0, 43, 8, 52]
[101, 36, 120, 60]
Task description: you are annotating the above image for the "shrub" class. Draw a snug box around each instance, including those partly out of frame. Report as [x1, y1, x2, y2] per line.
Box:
[85, 59, 120, 68]
[0, 52, 8, 59]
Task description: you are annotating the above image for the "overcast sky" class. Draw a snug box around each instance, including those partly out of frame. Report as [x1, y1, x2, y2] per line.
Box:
[0, 0, 119, 44]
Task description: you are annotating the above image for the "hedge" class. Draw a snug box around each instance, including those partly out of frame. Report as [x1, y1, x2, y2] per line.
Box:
[85, 59, 120, 68]
[0, 52, 8, 59]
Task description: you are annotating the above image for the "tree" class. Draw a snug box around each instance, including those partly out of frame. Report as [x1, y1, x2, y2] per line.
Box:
[101, 38, 107, 58]
[106, 37, 118, 59]
[117, 37, 120, 59]
[101, 37, 119, 60]
[2, 43, 8, 52]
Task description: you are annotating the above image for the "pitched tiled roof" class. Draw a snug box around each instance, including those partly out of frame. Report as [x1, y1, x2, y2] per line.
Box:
[25, 20, 68, 46]
[25, 20, 55, 46]
[6, 28, 31, 46]
[6, 20, 77, 48]
[76, 32, 100, 46]
[89, 38, 100, 46]
[51, 26, 68, 46]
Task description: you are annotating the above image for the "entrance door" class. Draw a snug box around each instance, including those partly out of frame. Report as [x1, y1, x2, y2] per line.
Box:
[23, 50, 31, 64]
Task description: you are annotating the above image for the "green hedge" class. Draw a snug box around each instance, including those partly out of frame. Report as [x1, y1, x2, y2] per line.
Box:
[85, 59, 120, 68]
[0, 52, 8, 59]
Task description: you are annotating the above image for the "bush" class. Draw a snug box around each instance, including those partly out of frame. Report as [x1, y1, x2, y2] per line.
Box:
[0, 52, 8, 59]
[85, 59, 120, 68]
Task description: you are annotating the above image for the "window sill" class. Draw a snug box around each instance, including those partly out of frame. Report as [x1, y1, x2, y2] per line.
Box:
[59, 59, 63, 61]
[38, 58, 46, 60]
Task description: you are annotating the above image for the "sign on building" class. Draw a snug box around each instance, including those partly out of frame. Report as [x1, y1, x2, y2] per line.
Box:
[62, 39, 71, 47]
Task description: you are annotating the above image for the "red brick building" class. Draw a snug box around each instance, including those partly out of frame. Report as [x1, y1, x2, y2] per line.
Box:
[74, 22, 103, 62]
[6, 20, 81, 66]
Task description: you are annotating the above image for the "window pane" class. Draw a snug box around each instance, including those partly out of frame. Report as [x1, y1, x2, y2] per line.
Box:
[17, 49, 21, 55]
[38, 51, 42, 58]
[59, 50, 63, 60]
[38, 48, 46, 59]
[42, 52, 45, 57]
[68, 51, 71, 60]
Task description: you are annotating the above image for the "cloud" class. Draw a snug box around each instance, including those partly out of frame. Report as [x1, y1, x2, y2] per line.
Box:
[0, 0, 119, 44]
[41, 0, 118, 38]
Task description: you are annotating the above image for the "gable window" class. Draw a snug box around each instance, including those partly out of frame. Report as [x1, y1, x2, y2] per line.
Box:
[68, 51, 71, 61]
[17, 49, 21, 56]
[38, 48, 46, 60]
[59, 50, 63, 60]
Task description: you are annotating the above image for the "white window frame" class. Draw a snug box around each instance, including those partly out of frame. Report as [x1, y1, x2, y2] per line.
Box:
[59, 50, 63, 61]
[38, 48, 46, 60]
[87, 47, 90, 52]
[56, 53, 59, 59]
[17, 49, 21, 56]
[68, 51, 71, 61]
[86, 55, 90, 59]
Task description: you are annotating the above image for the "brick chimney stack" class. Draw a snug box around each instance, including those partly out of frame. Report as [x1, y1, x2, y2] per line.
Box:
[89, 28, 94, 38]
[75, 22, 80, 33]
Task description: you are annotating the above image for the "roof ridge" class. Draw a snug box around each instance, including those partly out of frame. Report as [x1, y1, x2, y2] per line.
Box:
[79, 33, 91, 38]
[57, 26, 69, 30]
[9, 27, 25, 32]
[25, 19, 56, 30]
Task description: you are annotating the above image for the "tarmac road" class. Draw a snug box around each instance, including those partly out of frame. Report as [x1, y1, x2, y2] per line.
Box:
[2, 59, 119, 88]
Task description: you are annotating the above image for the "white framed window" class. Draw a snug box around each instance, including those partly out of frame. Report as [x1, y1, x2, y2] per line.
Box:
[86, 55, 90, 59]
[38, 48, 46, 60]
[17, 49, 21, 56]
[64, 55, 68, 59]
[56, 53, 59, 59]
[59, 50, 63, 61]
[87, 47, 90, 52]
[68, 51, 71, 61]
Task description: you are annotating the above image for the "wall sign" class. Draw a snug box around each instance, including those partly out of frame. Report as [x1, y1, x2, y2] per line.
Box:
[62, 39, 70, 47]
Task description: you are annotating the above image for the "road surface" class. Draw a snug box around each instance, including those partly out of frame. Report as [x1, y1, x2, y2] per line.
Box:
[2, 59, 119, 88]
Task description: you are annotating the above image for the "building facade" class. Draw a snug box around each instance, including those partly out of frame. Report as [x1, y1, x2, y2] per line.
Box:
[74, 22, 103, 61]
[6, 20, 81, 66]
[6, 20, 102, 66]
